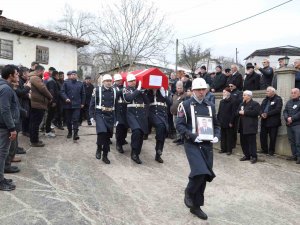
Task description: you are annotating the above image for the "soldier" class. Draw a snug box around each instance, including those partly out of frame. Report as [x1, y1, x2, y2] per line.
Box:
[113, 74, 128, 153]
[124, 74, 149, 164]
[176, 78, 220, 220]
[147, 87, 171, 163]
[89, 74, 117, 164]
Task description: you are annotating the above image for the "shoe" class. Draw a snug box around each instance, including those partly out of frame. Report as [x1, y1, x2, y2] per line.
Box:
[226, 152, 232, 155]
[102, 154, 111, 164]
[88, 122, 92, 126]
[218, 150, 226, 153]
[173, 139, 180, 143]
[296, 157, 300, 164]
[16, 147, 26, 154]
[67, 131, 72, 139]
[30, 141, 45, 147]
[240, 156, 250, 161]
[3, 178, 16, 189]
[0, 179, 15, 191]
[4, 166, 20, 173]
[73, 130, 79, 140]
[155, 154, 164, 163]
[11, 156, 21, 163]
[258, 150, 267, 154]
[131, 154, 142, 164]
[190, 207, 208, 220]
[45, 132, 56, 138]
[286, 156, 297, 161]
[184, 189, 194, 208]
[267, 152, 274, 156]
[251, 158, 257, 164]
[96, 149, 101, 160]
[116, 145, 124, 153]
[176, 140, 184, 146]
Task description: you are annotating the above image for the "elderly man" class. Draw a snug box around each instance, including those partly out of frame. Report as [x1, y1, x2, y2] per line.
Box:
[294, 59, 300, 89]
[227, 64, 243, 91]
[283, 88, 300, 164]
[260, 87, 283, 156]
[238, 90, 261, 164]
[243, 63, 260, 91]
[176, 78, 220, 220]
[255, 59, 274, 90]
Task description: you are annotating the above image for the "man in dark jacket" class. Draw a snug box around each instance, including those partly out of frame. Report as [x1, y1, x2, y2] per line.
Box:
[260, 87, 282, 156]
[218, 87, 236, 155]
[82, 76, 94, 125]
[0, 64, 20, 191]
[294, 59, 300, 89]
[211, 65, 227, 92]
[227, 64, 243, 91]
[182, 74, 192, 92]
[176, 78, 220, 220]
[238, 90, 261, 164]
[61, 71, 86, 140]
[255, 59, 274, 90]
[53, 71, 65, 130]
[243, 63, 260, 91]
[283, 88, 300, 164]
[199, 66, 212, 86]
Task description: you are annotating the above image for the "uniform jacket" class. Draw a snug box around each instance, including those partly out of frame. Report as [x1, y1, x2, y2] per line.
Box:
[226, 72, 243, 91]
[243, 72, 260, 91]
[259, 66, 274, 90]
[0, 78, 20, 132]
[61, 79, 86, 109]
[211, 72, 227, 92]
[29, 71, 52, 110]
[176, 97, 220, 180]
[89, 86, 117, 134]
[283, 98, 300, 127]
[238, 99, 260, 134]
[217, 96, 236, 128]
[114, 84, 128, 126]
[260, 94, 282, 127]
[124, 87, 149, 134]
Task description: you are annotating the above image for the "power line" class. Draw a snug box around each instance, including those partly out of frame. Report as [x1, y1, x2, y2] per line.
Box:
[180, 0, 293, 40]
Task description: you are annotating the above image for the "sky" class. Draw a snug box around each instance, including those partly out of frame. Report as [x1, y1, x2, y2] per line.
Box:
[1, 0, 300, 64]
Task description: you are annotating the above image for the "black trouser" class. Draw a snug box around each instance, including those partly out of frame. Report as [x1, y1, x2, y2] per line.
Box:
[29, 108, 45, 143]
[54, 101, 63, 127]
[240, 133, 257, 159]
[221, 127, 234, 153]
[155, 123, 167, 153]
[186, 175, 207, 207]
[131, 129, 144, 156]
[97, 132, 110, 154]
[22, 108, 30, 134]
[116, 124, 128, 146]
[232, 119, 238, 148]
[65, 108, 81, 132]
[81, 103, 91, 123]
[45, 106, 56, 133]
[5, 132, 18, 167]
[260, 126, 278, 154]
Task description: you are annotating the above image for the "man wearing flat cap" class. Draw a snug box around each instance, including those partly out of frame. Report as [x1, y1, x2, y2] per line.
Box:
[243, 63, 260, 91]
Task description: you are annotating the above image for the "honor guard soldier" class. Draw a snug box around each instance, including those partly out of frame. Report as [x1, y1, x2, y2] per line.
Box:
[89, 74, 117, 164]
[147, 87, 171, 163]
[124, 74, 149, 164]
[176, 78, 220, 220]
[113, 74, 128, 153]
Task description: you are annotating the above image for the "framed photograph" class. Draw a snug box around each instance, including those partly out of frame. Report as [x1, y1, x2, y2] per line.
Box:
[196, 116, 214, 141]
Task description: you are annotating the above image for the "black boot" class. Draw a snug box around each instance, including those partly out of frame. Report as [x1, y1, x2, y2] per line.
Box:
[184, 188, 194, 208]
[155, 154, 163, 163]
[131, 153, 142, 164]
[67, 130, 72, 139]
[73, 130, 79, 140]
[190, 207, 208, 220]
[116, 144, 124, 153]
[102, 152, 110, 164]
[96, 146, 102, 160]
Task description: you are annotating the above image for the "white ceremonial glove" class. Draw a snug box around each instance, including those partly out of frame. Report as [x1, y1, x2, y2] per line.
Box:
[90, 118, 95, 125]
[194, 136, 203, 143]
[160, 87, 166, 97]
[137, 81, 142, 90]
[210, 137, 219, 144]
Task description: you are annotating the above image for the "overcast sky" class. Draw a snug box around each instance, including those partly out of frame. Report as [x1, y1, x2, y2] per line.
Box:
[2, 0, 300, 64]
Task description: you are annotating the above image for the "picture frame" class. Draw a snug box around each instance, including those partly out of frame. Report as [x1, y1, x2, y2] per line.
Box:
[196, 116, 214, 141]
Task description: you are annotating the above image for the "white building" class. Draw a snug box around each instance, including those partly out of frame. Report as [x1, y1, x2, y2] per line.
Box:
[0, 15, 89, 73]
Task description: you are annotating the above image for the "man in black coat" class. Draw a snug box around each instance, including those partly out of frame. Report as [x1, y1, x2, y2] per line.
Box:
[260, 87, 282, 156]
[217, 87, 237, 155]
[255, 59, 274, 90]
[227, 64, 243, 91]
[243, 63, 260, 91]
[82, 76, 94, 125]
[238, 90, 261, 164]
[176, 78, 220, 220]
[211, 65, 227, 92]
[199, 66, 212, 86]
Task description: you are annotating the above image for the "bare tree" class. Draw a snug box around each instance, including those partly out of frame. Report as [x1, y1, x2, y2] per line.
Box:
[179, 43, 210, 73]
[94, 0, 172, 71]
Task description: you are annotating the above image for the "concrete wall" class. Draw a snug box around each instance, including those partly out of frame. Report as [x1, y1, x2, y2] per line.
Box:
[0, 32, 78, 72]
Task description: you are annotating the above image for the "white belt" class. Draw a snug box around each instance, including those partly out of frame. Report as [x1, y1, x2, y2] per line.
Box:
[96, 106, 115, 111]
[150, 102, 166, 107]
[127, 103, 145, 108]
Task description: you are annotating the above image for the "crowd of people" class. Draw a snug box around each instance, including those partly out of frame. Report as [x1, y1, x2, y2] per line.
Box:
[0, 58, 300, 220]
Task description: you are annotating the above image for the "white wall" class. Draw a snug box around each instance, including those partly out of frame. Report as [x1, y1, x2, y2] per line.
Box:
[0, 32, 78, 72]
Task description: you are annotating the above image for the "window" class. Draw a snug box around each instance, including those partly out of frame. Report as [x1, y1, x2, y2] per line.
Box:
[0, 39, 13, 60]
[36, 45, 49, 64]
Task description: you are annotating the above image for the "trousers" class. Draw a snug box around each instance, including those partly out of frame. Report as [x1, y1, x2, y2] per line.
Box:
[240, 133, 257, 158]
[287, 125, 300, 157]
[186, 175, 207, 207]
[0, 129, 11, 181]
[29, 108, 45, 143]
[131, 129, 144, 156]
[65, 108, 81, 131]
[116, 124, 128, 146]
[97, 133, 110, 153]
[221, 127, 234, 153]
[260, 126, 279, 154]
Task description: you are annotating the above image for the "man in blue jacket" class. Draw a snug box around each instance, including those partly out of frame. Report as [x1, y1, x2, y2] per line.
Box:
[61, 71, 86, 140]
[0, 65, 20, 191]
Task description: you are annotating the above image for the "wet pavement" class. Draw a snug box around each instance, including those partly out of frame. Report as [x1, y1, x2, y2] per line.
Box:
[0, 125, 299, 225]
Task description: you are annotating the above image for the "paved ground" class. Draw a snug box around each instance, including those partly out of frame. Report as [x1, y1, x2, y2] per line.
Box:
[0, 124, 300, 225]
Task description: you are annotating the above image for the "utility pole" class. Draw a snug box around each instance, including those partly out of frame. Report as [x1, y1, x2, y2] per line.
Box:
[235, 48, 238, 64]
[175, 39, 178, 73]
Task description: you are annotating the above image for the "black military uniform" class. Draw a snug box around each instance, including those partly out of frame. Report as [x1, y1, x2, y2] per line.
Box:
[114, 83, 128, 153]
[89, 86, 117, 164]
[176, 96, 220, 219]
[124, 86, 149, 164]
[147, 88, 171, 163]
